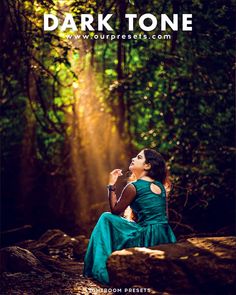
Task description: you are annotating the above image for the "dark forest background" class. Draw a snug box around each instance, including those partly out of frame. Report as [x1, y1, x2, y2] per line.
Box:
[0, 0, 235, 244]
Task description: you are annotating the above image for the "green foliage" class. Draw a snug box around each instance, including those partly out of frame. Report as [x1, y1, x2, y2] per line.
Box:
[1, 0, 235, 233]
[92, 0, 235, 232]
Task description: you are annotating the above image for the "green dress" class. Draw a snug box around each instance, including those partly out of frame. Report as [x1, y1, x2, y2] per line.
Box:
[83, 179, 176, 284]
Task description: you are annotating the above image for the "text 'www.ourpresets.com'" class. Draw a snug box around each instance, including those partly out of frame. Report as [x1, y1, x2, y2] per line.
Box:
[66, 34, 171, 40]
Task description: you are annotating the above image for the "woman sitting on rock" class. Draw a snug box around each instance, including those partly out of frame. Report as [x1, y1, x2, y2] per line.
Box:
[83, 148, 176, 284]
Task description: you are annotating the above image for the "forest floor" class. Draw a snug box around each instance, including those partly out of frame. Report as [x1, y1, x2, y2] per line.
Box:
[0, 226, 161, 295]
[1, 265, 114, 295]
[1, 266, 161, 295]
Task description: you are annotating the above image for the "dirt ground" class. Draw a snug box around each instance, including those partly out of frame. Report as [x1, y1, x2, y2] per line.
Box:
[0, 264, 161, 295]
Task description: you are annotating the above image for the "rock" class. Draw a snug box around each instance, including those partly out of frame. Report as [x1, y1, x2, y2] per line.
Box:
[15, 239, 47, 251]
[8, 229, 89, 265]
[107, 236, 236, 294]
[33, 251, 84, 273]
[38, 230, 90, 261]
[0, 246, 47, 273]
[73, 235, 89, 260]
[38, 229, 75, 248]
[37, 229, 80, 260]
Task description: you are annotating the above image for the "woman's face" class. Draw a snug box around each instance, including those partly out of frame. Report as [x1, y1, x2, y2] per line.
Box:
[129, 150, 149, 174]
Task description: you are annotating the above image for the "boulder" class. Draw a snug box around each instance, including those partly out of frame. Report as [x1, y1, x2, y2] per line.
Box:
[12, 229, 89, 262]
[0, 246, 47, 273]
[38, 229, 75, 248]
[107, 236, 236, 294]
[34, 251, 83, 273]
[73, 235, 89, 260]
[15, 239, 47, 252]
[37, 229, 78, 259]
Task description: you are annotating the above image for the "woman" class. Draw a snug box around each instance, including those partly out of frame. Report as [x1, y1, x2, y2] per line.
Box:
[83, 148, 176, 284]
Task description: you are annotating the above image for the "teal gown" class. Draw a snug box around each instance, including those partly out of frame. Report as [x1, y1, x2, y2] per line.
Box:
[83, 179, 176, 284]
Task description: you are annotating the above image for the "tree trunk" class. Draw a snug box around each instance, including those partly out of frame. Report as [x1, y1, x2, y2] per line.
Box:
[116, 0, 126, 136]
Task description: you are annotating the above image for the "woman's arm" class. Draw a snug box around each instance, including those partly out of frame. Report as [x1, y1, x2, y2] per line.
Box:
[108, 183, 136, 215]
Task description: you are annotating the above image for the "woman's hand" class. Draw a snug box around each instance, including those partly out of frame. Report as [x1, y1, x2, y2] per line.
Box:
[108, 169, 123, 185]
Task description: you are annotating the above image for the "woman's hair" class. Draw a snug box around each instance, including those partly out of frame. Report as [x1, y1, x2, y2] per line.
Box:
[143, 148, 168, 184]
[125, 148, 171, 221]
[128, 148, 171, 191]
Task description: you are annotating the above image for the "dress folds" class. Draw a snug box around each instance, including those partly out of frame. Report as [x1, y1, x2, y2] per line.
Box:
[83, 179, 176, 284]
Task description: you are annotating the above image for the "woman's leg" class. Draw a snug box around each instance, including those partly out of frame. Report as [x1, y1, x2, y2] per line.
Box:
[83, 212, 139, 284]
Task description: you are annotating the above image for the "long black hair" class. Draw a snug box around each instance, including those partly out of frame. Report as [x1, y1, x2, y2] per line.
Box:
[143, 148, 168, 185]
[125, 149, 170, 221]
